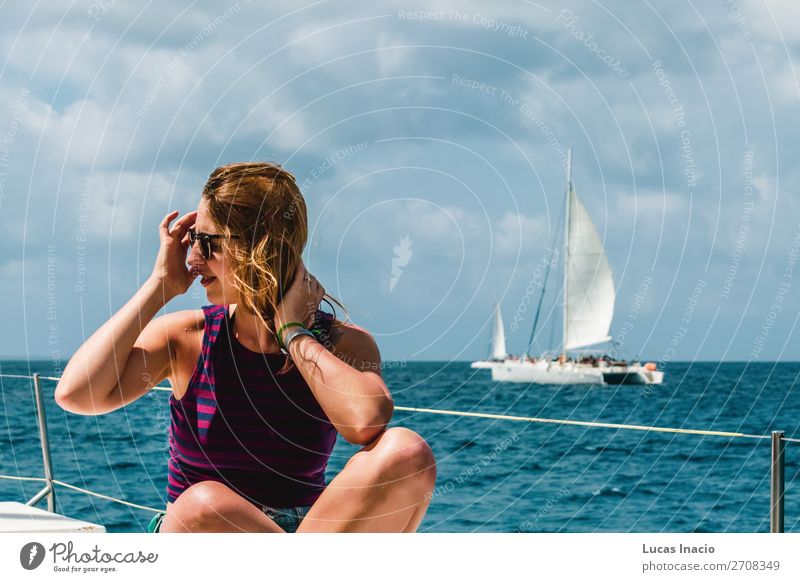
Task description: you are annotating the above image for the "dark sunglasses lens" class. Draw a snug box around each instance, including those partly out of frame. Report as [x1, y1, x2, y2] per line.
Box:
[188, 229, 207, 260]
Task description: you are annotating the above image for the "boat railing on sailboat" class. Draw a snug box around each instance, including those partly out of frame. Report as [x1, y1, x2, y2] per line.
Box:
[0, 371, 793, 532]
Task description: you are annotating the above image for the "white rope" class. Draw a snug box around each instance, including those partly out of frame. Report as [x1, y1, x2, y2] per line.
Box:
[8, 374, 784, 441]
[143, 386, 780, 440]
[393, 406, 773, 440]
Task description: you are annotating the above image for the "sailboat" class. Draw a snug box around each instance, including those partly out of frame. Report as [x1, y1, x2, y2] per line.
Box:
[470, 301, 508, 369]
[471, 149, 664, 385]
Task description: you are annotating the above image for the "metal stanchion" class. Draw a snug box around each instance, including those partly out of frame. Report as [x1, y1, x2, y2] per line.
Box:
[31, 373, 57, 513]
[770, 430, 785, 533]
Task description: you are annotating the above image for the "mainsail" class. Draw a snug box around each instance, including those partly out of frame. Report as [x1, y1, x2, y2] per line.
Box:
[564, 183, 615, 350]
[491, 301, 507, 359]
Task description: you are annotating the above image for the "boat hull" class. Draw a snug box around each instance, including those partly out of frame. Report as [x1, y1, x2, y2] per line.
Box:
[488, 361, 604, 384]
[602, 367, 664, 385]
[470, 360, 665, 385]
[470, 361, 499, 369]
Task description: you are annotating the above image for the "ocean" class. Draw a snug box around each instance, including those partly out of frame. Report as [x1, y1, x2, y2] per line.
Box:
[1, 360, 798, 532]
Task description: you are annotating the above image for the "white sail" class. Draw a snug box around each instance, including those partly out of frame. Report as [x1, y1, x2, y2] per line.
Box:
[491, 301, 507, 359]
[564, 184, 615, 350]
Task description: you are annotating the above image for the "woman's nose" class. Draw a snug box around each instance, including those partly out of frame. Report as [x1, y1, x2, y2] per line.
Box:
[187, 238, 206, 265]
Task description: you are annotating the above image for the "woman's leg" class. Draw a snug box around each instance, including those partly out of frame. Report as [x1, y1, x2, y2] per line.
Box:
[297, 427, 437, 532]
[159, 481, 285, 533]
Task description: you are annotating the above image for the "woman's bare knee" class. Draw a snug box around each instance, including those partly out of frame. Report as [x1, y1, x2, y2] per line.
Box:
[360, 427, 437, 488]
[160, 481, 227, 532]
[160, 480, 282, 533]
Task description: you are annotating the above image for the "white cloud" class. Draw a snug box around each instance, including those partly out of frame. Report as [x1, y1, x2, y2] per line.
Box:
[743, 0, 800, 42]
[86, 170, 183, 239]
[493, 210, 549, 264]
[375, 31, 413, 76]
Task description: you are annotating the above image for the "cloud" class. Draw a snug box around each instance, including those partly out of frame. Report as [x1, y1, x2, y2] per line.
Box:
[742, 0, 800, 43]
[3, 0, 800, 360]
[493, 210, 550, 267]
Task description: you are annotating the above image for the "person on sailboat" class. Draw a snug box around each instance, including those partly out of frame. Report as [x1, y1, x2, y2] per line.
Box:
[55, 162, 436, 533]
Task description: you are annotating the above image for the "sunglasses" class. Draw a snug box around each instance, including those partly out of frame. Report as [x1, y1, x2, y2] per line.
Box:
[188, 227, 243, 260]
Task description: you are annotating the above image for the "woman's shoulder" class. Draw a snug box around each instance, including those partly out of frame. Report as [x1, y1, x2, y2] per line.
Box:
[316, 314, 382, 374]
[164, 308, 208, 351]
[174, 306, 219, 329]
[159, 309, 207, 401]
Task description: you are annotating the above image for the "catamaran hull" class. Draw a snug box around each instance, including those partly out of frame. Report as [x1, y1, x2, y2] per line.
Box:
[471, 361, 665, 385]
[602, 368, 664, 385]
[488, 361, 604, 384]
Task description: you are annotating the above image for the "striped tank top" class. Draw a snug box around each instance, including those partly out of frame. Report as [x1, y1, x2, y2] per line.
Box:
[166, 304, 338, 508]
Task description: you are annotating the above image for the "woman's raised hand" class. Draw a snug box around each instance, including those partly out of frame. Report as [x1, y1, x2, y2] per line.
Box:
[149, 210, 198, 301]
[274, 259, 325, 331]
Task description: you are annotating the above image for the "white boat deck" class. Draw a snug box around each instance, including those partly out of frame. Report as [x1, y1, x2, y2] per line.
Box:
[0, 501, 105, 533]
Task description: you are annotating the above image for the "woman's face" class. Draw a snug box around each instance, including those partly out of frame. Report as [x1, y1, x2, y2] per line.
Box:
[187, 197, 240, 305]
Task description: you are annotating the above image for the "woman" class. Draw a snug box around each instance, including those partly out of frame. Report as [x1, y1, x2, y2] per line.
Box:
[55, 162, 436, 533]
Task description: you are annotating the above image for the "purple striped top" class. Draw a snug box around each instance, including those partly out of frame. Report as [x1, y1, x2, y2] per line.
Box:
[166, 304, 338, 508]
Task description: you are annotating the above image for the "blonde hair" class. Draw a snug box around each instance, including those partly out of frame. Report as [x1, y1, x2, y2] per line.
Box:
[202, 161, 347, 374]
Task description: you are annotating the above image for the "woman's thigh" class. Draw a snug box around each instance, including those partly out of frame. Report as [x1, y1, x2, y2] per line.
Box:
[159, 481, 285, 533]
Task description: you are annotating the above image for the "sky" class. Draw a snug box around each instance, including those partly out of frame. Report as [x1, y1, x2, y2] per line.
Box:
[1, 0, 799, 365]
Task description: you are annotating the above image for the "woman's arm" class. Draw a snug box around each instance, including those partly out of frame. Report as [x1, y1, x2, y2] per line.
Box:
[288, 325, 394, 446]
[276, 261, 393, 446]
[55, 210, 198, 415]
[55, 277, 171, 414]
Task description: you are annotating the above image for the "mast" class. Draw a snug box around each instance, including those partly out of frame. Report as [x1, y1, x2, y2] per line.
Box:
[562, 148, 572, 360]
[523, 183, 567, 361]
[523, 216, 562, 360]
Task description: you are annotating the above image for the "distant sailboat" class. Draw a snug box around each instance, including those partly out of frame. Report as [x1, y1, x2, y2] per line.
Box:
[471, 149, 664, 385]
[471, 301, 507, 369]
[490, 301, 507, 360]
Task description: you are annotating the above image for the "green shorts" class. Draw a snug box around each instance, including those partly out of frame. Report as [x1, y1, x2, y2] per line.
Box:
[147, 505, 311, 533]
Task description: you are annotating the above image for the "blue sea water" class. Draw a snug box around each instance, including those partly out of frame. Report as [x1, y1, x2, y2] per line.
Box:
[1, 360, 799, 533]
